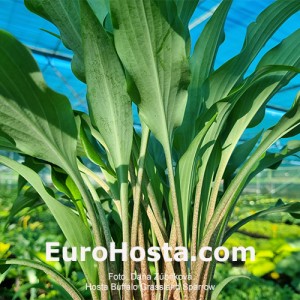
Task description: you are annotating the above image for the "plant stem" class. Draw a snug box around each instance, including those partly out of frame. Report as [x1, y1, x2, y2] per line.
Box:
[70, 169, 109, 300]
[130, 125, 149, 274]
[189, 233, 211, 300]
[140, 197, 176, 278]
[82, 174, 121, 300]
[131, 129, 167, 237]
[79, 161, 122, 216]
[143, 175, 167, 237]
[141, 197, 168, 245]
[131, 139, 177, 293]
[163, 223, 180, 300]
[118, 166, 131, 300]
[138, 216, 151, 300]
[190, 170, 204, 261]
[151, 228, 161, 300]
[91, 289, 101, 300]
[163, 143, 188, 300]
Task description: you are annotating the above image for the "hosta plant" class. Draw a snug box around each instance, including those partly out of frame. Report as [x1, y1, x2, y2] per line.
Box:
[1, 0, 300, 299]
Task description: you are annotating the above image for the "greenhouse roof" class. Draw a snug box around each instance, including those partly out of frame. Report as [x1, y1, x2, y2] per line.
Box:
[1, 0, 300, 162]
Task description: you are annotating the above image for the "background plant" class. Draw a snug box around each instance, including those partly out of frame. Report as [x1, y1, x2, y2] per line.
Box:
[1, 0, 300, 299]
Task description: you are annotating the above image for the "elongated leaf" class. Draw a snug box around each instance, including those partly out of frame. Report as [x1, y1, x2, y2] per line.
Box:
[0, 31, 78, 174]
[203, 0, 300, 109]
[247, 28, 300, 128]
[18, 157, 45, 191]
[176, 0, 199, 26]
[51, 166, 88, 225]
[110, 0, 190, 149]
[205, 29, 300, 219]
[80, 1, 133, 169]
[211, 275, 250, 300]
[79, 126, 108, 170]
[215, 93, 300, 227]
[51, 167, 74, 199]
[224, 131, 263, 182]
[175, 0, 232, 154]
[191, 0, 232, 88]
[248, 140, 300, 182]
[201, 94, 300, 264]
[264, 92, 300, 139]
[175, 110, 217, 245]
[0, 34, 88, 230]
[24, 0, 84, 81]
[0, 258, 83, 300]
[80, 6, 132, 290]
[0, 265, 10, 284]
[0, 156, 97, 285]
[189, 66, 293, 238]
[224, 200, 300, 242]
[76, 112, 119, 199]
[75, 112, 108, 153]
[212, 72, 289, 193]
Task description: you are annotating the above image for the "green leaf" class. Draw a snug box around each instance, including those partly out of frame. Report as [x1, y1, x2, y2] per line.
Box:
[189, 64, 295, 240]
[209, 28, 300, 172]
[51, 165, 88, 226]
[215, 93, 300, 231]
[79, 117, 114, 175]
[0, 31, 78, 174]
[80, 1, 133, 169]
[0, 134, 17, 151]
[191, 0, 232, 94]
[176, 0, 199, 26]
[0, 156, 97, 285]
[24, 0, 84, 81]
[175, 110, 217, 245]
[40, 28, 61, 40]
[76, 112, 119, 199]
[51, 167, 74, 199]
[205, 28, 300, 220]
[87, 0, 109, 25]
[248, 140, 300, 182]
[0, 258, 83, 300]
[224, 200, 300, 241]
[0, 265, 10, 284]
[0, 33, 90, 232]
[224, 131, 263, 182]
[204, 0, 300, 109]
[211, 275, 250, 300]
[247, 28, 300, 128]
[80, 5, 133, 290]
[5, 187, 44, 228]
[75, 112, 108, 153]
[110, 0, 190, 149]
[263, 92, 300, 140]
[18, 156, 45, 191]
[175, 0, 232, 154]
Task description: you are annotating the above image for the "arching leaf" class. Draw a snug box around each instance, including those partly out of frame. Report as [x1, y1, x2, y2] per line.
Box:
[0, 156, 97, 285]
[0, 31, 78, 174]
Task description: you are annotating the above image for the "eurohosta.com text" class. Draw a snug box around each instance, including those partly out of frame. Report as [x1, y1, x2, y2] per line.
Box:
[46, 242, 255, 262]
